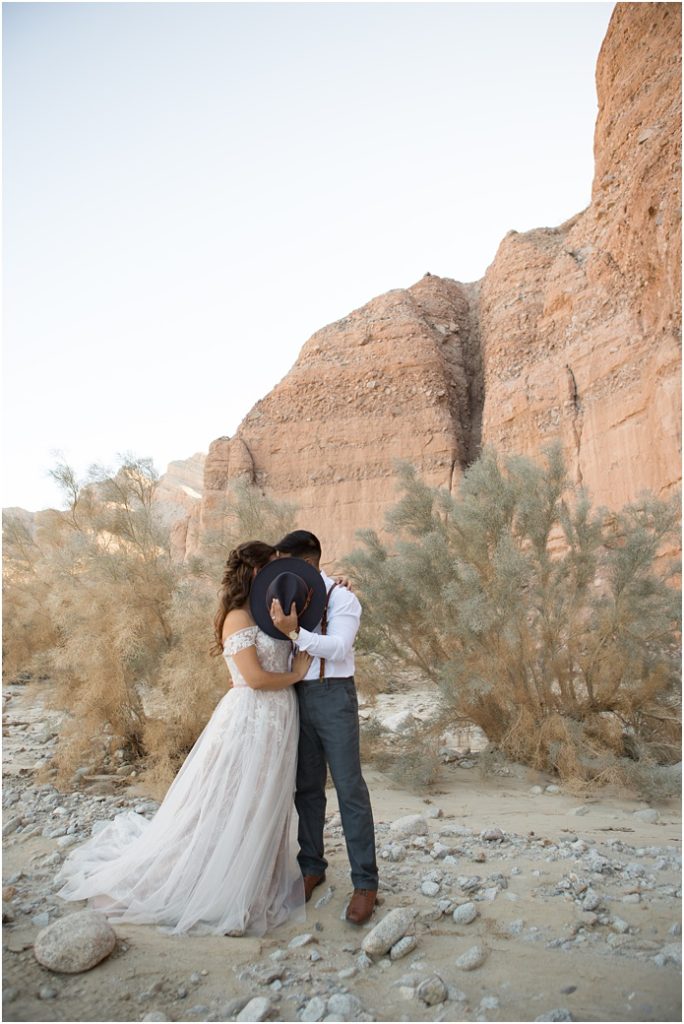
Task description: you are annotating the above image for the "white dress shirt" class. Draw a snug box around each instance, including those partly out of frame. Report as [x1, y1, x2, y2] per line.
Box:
[295, 570, 362, 680]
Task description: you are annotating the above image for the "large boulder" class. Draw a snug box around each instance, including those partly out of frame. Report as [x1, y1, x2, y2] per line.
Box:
[33, 910, 117, 973]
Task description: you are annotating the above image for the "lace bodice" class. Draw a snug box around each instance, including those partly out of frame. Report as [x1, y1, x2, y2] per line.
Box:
[223, 626, 291, 687]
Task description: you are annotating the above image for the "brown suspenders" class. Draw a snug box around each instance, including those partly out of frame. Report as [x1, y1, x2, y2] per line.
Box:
[318, 580, 342, 680]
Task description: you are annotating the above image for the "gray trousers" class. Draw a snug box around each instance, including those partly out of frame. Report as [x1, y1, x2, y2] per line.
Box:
[294, 676, 378, 891]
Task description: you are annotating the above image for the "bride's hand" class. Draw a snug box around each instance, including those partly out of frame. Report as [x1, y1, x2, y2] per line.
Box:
[292, 651, 313, 680]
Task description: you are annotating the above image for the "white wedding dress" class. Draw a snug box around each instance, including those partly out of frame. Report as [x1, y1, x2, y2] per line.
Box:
[54, 626, 306, 936]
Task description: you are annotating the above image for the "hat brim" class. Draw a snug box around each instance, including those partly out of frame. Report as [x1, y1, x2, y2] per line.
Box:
[249, 557, 327, 640]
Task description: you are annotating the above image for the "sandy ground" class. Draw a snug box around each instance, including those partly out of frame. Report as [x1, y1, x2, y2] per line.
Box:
[2, 681, 681, 1024]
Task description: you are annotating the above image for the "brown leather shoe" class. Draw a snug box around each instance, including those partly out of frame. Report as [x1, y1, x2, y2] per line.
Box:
[345, 888, 377, 925]
[302, 873, 326, 903]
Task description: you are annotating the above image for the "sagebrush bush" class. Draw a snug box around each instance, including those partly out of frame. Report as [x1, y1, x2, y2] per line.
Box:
[346, 441, 681, 791]
[3, 510, 60, 681]
[2, 455, 297, 789]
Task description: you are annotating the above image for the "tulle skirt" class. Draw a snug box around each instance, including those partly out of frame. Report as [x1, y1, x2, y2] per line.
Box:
[54, 685, 306, 936]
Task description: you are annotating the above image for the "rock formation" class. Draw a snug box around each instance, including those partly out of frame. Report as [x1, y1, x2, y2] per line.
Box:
[199, 276, 482, 564]
[479, 2, 681, 510]
[193, 4, 680, 566]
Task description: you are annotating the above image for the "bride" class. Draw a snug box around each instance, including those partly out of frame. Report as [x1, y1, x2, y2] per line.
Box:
[54, 540, 316, 937]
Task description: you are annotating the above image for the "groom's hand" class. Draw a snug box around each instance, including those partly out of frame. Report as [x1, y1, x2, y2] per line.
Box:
[270, 598, 298, 635]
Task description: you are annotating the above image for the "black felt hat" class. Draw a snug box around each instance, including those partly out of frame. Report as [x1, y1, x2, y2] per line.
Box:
[250, 557, 327, 640]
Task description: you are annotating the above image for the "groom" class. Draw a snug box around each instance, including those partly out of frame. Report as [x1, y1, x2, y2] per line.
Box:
[270, 529, 379, 925]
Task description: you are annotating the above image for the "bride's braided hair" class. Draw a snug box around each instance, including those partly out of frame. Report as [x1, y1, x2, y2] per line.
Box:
[211, 540, 275, 656]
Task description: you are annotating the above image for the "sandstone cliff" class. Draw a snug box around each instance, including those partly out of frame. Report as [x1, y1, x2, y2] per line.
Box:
[199, 3, 684, 565]
[199, 276, 483, 563]
[479, 2, 681, 510]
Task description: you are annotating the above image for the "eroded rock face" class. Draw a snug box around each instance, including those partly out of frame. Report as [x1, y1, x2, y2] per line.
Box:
[199, 276, 482, 564]
[479, 2, 681, 509]
[192, 3, 680, 566]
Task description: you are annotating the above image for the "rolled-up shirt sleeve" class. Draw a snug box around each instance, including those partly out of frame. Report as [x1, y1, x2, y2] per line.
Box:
[296, 590, 361, 661]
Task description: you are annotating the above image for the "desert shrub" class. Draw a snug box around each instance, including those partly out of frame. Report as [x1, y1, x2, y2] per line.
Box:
[198, 477, 296, 574]
[2, 510, 60, 680]
[345, 441, 681, 792]
[5, 456, 183, 780]
[358, 714, 386, 766]
[387, 715, 443, 790]
[2, 455, 297, 789]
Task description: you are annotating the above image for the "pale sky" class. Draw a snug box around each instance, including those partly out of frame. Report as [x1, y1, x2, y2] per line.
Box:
[3, 0, 615, 511]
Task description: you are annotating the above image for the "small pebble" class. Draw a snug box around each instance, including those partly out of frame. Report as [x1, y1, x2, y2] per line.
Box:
[452, 901, 478, 925]
[582, 890, 601, 912]
[633, 809, 659, 824]
[237, 997, 272, 1022]
[425, 806, 444, 819]
[300, 996, 327, 1022]
[389, 814, 429, 838]
[481, 827, 505, 842]
[315, 886, 336, 907]
[456, 944, 488, 971]
[389, 935, 417, 961]
[416, 973, 448, 1006]
[327, 993, 363, 1019]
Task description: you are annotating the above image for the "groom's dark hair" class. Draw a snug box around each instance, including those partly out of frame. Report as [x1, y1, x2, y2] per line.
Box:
[276, 530, 322, 564]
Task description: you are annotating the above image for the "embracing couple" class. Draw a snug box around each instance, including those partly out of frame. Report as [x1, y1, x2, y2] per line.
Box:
[55, 530, 379, 936]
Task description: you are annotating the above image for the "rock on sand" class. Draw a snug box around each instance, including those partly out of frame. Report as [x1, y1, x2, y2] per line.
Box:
[34, 910, 117, 974]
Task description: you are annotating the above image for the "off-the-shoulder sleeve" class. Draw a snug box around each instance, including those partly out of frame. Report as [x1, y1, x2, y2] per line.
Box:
[223, 626, 258, 656]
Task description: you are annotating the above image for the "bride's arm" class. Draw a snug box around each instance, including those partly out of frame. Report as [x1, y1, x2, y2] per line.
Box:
[223, 610, 311, 690]
[231, 646, 311, 691]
